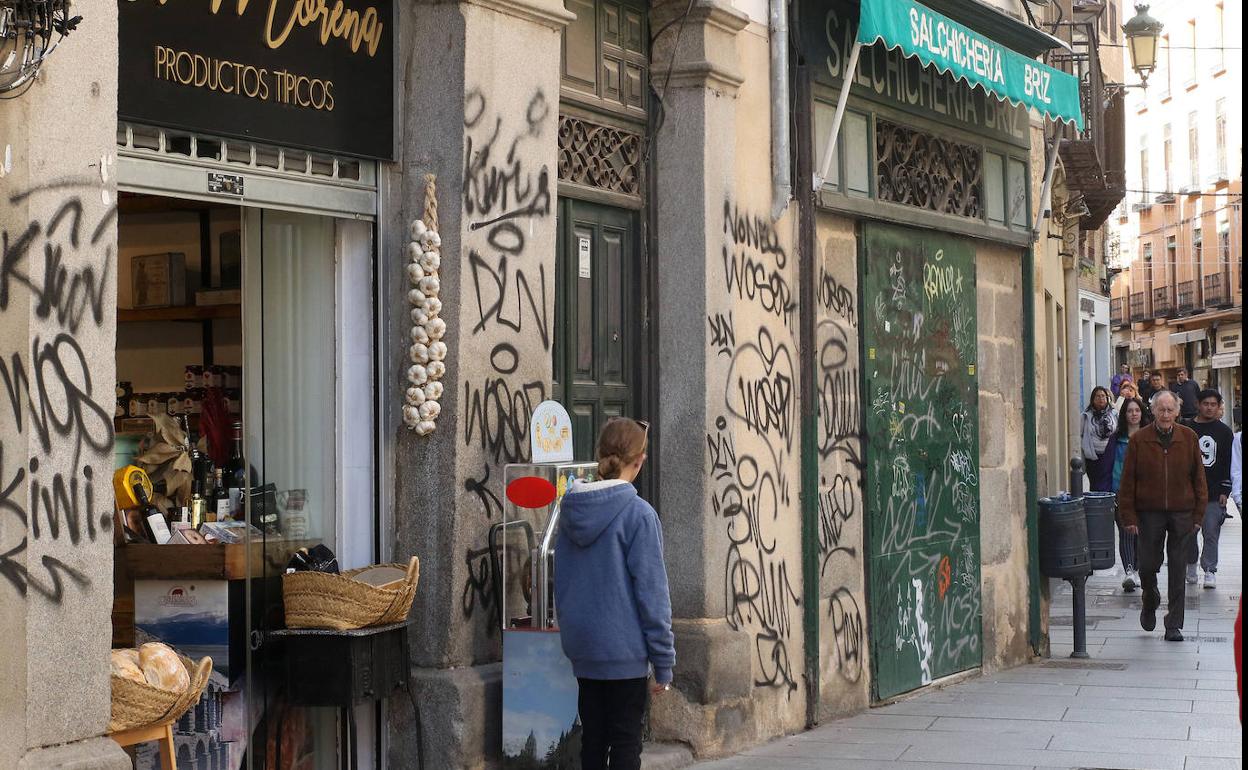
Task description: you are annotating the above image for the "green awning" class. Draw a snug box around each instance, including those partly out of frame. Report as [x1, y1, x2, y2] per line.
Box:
[857, 0, 1084, 130]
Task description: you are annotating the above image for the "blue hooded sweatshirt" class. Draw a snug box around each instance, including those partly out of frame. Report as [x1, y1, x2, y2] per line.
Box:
[554, 479, 675, 684]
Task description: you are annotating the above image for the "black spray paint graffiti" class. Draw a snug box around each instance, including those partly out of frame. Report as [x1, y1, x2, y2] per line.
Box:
[1, 180, 116, 603]
[817, 320, 862, 470]
[459, 88, 554, 624]
[711, 200, 802, 694]
[722, 201, 796, 329]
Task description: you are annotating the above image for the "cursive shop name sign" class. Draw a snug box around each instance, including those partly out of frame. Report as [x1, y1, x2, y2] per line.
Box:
[120, 0, 394, 159]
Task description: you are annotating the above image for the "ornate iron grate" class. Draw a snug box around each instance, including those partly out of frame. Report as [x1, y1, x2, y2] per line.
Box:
[875, 119, 982, 219]
[557, 114, 641, 197]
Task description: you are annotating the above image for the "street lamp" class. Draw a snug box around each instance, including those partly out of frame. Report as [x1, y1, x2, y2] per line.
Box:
[1121, 4, 1163, 87]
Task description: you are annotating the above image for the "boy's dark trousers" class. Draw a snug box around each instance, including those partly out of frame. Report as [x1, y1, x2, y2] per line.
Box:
[1138, 510, 1196, 630]
[577, 677, 648, 770]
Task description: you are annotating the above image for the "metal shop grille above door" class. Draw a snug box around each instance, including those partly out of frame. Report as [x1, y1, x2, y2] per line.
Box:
[116, 123, 378, 219]
[557, 114, 642, 201]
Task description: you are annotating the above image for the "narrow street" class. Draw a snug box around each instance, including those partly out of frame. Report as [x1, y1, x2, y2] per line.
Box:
[692, 517, 1242, 770]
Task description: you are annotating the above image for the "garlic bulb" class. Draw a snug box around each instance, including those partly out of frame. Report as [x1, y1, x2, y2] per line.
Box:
[420, 251, 441, 272]
[407, 241, 424, 261]
[409, 219, 427, 240]
[423, 381, 443, 400]
[426, 317, 447, 341]
[407, 263, 424, 284]
[414, 420, 436, 436]
[427, 361, 446, 379]
[407, 364, 428, 385]
[411, 308, 429, 326]
[423, 297, 443, 316]
[420, 231, 441, 249]
[410, 326, 430, 344]
[409, 343, 430, 364]
[408, 288, 427, 306]
[419, 400, 441, 420]
[406, 386, 426, 405]
[428, 341, 447, 361]
[403, 405, 421, 426]
[418, 276, 440, 296]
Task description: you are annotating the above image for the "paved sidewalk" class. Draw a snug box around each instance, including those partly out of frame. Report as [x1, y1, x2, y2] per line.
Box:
[693, 517, 1242, 770]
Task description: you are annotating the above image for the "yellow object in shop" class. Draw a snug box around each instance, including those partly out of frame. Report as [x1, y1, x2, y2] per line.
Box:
[113, 465, 153, 510]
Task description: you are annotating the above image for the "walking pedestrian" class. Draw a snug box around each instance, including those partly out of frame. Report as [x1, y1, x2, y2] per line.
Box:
[554, 417, 674, 770]
[1114, 379, 1146, 417]
[1111, 364, 1132, 398]
[1118, 391, 1208, 641]
[1112, 397, 1146, 592]
[1182, 389, 1235, 589]
[1138, 370, 1156, 403]
[1143, 371, 1166, 421]
[1170, 368, 1201, 420]
[1081, 386, 1118, 493]
[1232, 430, 1242, 511]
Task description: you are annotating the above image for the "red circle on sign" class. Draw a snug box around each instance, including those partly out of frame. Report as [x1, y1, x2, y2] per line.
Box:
[506, 476, 558, 510]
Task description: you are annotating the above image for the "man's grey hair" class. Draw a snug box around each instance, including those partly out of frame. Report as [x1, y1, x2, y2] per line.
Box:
[1151, 390, 1179, 409]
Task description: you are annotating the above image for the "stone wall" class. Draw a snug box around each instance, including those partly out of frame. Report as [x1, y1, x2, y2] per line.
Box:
[0, 0, 130, 766]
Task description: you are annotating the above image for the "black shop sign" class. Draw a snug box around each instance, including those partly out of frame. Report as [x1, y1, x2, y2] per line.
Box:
[119, 0, 394, 160]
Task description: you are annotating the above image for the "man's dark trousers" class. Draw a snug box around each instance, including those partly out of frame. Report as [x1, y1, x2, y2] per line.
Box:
[1138, 510, 1196, 630]
[577, 677, 647, 770]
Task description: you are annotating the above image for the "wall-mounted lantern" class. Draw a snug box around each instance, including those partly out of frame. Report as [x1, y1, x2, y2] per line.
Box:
[0, 0, 81, 96]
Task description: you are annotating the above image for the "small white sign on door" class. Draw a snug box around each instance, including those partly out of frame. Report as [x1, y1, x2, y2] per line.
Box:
[577, 236, 592, 279]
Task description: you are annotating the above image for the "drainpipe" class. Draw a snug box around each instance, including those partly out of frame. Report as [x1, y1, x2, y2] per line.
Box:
[795, 62, 821, 731]
[1023, 244, 1042, 653]
[1065, 237, 1082, 483]
[769, 0, 791, 220]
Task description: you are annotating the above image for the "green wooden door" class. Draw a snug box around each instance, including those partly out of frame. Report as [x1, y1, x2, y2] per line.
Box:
[553, 199, 639, 461]
[861, 222, 982, 700]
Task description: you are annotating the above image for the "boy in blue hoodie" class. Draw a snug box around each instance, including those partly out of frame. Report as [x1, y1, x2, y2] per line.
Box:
[554, 418, 675, 770]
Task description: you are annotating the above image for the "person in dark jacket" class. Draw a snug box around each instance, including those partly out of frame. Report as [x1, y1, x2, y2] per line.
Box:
[554, 418, 674, 770]
[1081, 386, 1118, 492]
[1170, 368, 1201, 420]
[1119, 390, 1209, 641]
[1182, 389, 1234, 590]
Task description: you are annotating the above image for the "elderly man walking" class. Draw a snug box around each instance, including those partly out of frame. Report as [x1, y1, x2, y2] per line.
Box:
[1118, 390, 1209, 641]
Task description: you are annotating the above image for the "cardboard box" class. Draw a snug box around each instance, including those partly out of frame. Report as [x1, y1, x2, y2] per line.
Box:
[131, 252, 188, 308]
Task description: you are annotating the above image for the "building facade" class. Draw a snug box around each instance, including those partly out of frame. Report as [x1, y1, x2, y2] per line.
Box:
[1, 0, 1086, 767]
[1110, 0, 1242, 425]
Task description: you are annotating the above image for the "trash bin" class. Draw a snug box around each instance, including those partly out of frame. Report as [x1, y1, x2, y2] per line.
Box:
[1082, 491, 1117, 571]
[1039, 494, 1090, 578]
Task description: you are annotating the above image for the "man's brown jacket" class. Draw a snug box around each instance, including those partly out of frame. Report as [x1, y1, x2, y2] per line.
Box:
[1118, 422, 1209, 528]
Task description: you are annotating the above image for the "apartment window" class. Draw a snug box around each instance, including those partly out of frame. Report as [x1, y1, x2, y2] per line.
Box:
[1163, 124, 1173, 192]
[1167, 235, 1177, 285]
[1215, 5, 1226, 71]
[1110, 3, 1118, 43]
[1188, 20, 1198, 86]
[1161, 35, 1171, 97]
[1140, 134, 1149, 200]
[1193, 227, 1203, 275]
[1215, 99, 1227, 177]
[1188, 112, 1200, 188]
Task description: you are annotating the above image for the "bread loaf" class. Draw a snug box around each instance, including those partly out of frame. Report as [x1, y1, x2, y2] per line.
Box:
[110, 649, 146, 684]
[138, 642, 189, 693]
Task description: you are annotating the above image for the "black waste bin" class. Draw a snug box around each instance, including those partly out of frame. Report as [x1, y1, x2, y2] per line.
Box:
[1082, 491, 1117, 571]
[1039, 494, 1090, 578]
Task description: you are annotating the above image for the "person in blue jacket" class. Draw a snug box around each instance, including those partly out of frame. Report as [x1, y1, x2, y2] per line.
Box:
[554, 417, 674, 770]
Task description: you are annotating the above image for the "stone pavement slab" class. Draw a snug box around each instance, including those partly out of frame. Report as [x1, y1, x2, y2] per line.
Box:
[692, 517, 1242, 770]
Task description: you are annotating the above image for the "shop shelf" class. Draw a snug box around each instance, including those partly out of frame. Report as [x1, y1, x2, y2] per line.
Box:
[118, 304, 241, 323]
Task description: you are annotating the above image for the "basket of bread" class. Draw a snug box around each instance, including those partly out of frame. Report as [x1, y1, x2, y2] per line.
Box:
[282, 554, 420, 631]
[109, 642, 213, 733]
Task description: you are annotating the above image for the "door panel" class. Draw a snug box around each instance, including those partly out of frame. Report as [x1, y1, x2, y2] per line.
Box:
[861, 222, 982, 700]
[555, 199, 638, 462]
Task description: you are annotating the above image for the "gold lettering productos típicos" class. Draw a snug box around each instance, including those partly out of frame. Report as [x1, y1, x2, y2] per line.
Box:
[153, 45, 335, 111]
[140, 0, 384, 57]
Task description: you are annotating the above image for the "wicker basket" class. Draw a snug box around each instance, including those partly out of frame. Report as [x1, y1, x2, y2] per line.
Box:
[282, 556, 420, 631]
[109, 655, 213, 733]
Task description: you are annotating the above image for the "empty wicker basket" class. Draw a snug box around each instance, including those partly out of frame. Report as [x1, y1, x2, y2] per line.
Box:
[109, 655, 213, 733]
[282, 556, 420, 631]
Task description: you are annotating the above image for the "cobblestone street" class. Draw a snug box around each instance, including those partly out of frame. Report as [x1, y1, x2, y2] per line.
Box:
[692, 516, 1242, 770]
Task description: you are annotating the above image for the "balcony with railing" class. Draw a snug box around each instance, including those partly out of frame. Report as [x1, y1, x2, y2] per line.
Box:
[1176, 280, 1197, 314]
[1129, 292, 1148, 322]
[1110, 296, 1126, 327]
[1050, 10, 1126, 232]
[1204, 273, 1232, 308]
[1152, 287, 1175, 319]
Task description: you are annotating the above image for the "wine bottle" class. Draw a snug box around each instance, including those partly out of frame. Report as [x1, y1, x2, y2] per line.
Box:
[224, 421, 246, 519]
[189, 474, 207, 530]
[212, 468, 229, 522]
[135, 485, 172, 545]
